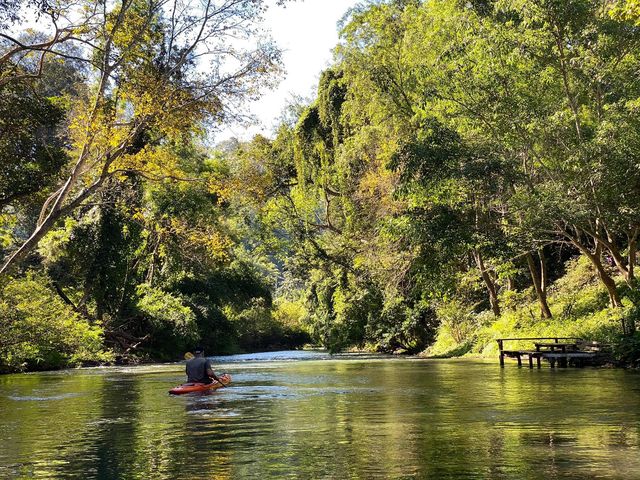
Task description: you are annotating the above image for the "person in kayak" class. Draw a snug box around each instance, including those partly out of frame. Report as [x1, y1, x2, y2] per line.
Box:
[186, 346, 226, 386]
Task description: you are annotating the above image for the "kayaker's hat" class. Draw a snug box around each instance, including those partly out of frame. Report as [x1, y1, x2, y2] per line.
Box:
[194, 346, 205, 354]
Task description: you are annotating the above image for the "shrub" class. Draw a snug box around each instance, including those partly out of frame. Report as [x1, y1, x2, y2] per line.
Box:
[0, 273, 112, 372]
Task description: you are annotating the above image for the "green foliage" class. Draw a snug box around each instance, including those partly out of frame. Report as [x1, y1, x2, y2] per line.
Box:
[5, 0, 640, 368]
[304, 271, 382, 353]
[273, 297, 308, 331]
[428, 257, 632, 359]
[0, 274, 112, 372]
[0, 80, 68, 209]
[611, 0, 640, 24]
[612, 333, 640, 366]
[136, 284, 197, 338]
[227, 297, 310, 351]
[435, 300, 479, 345]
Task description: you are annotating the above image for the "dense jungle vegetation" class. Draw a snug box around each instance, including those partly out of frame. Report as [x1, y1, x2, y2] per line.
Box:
[2, 0, 640, 372]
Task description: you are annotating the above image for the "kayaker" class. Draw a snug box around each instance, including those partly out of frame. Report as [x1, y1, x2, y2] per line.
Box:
[186, 346, 225, 386]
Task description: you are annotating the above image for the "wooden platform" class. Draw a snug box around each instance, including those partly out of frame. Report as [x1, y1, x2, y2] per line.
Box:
[497, 337, 608, 368]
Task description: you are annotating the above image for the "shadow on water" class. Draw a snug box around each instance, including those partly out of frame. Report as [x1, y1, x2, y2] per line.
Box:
[1, 354, 640, 479]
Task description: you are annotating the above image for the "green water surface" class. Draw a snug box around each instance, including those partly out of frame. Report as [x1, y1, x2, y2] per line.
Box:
[1, 352, 639, 479]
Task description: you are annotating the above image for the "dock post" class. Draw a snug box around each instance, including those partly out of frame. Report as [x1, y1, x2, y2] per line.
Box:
[536, 355, 541, 368]
[528, 354, 533, 369]
[498, 340, 504, 367]
[517, 353, 522, 367]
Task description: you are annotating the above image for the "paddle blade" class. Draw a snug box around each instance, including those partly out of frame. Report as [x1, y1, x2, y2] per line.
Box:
[184, 352, 194, 360]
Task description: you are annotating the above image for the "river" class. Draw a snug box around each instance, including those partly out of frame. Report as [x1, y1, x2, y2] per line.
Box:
[0, 352, 639, 479]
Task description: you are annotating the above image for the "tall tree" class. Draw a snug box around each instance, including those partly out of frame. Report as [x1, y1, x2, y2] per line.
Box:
[392, 0, 640, 307]
[0, 0, 282, 276]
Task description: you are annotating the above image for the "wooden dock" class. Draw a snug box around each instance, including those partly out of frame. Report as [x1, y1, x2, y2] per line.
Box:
[497, 337, 609, 368]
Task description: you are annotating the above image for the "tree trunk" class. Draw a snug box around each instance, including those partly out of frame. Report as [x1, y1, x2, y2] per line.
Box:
[0, 216, 58, 276]
[0, 147, 124, 277]
[539, 248, 548, 295]
[602, 237, 631, 285]
[565, 231, 623, 309]
[585, 226, 635, 286]
[526, 251, 552, 319]
[589, 251, 622, 308]
[473, 249, 501, 317]
[628, 228, 638, 283]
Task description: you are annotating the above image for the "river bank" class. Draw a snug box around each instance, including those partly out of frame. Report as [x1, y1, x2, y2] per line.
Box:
[4, 256, 640, 376]
[420, 257, 640, 368]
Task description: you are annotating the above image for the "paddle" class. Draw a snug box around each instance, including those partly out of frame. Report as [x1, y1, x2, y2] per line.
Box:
[183, 352, 228, 387]
[212, 375, 229, 388]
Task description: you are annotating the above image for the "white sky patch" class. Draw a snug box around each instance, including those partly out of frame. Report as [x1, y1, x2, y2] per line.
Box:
[217, 0, 360, 142]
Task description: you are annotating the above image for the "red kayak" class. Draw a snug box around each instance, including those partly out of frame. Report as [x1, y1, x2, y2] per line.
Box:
[169, 374, 231, 395]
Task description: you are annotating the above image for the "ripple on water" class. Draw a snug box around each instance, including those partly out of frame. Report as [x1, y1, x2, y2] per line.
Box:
[85, 417, 130, 426]
[7, 392, 83, 401]
[186, 409, 241, 417]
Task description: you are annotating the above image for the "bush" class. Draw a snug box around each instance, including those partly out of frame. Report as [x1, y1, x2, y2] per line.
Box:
[0, 273, 112, 372]
[613, 333, 640, 367]
[136, 283, 199, 339]
[425, 299, 479, 357]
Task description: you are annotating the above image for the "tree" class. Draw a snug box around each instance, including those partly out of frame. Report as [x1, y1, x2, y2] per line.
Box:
[0, 0, 282, 276]
[0, 78, 67, 209]
[385, 0, 640, 310]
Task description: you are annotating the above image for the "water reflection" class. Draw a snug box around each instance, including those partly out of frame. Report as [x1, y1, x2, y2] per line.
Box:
[0, 356, 639, 479]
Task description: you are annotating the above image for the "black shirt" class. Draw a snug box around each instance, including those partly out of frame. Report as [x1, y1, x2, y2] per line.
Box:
[186, 357, 213, 383]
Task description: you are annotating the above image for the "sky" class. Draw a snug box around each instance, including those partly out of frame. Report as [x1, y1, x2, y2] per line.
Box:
[218, 0, 361, 142]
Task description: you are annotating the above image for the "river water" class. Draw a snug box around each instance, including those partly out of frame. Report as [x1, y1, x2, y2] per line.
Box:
[0, 352, 639, 479]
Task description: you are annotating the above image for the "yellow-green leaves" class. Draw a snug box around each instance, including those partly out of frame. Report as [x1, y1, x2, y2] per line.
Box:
[610, 0, 640, 24]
